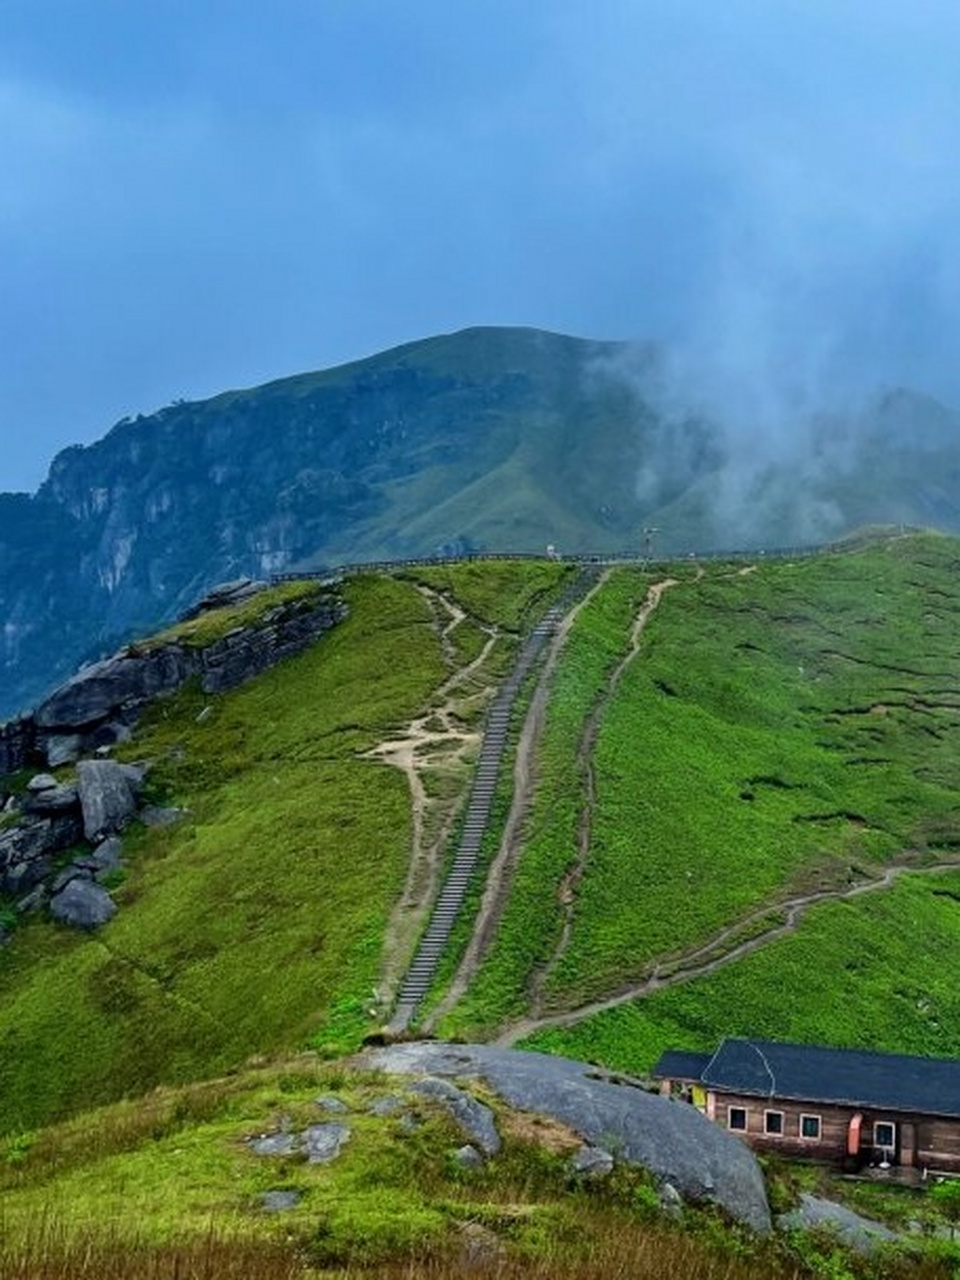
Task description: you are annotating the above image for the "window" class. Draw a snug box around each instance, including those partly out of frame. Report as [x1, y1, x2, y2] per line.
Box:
[800, 1114, 821, 1140]
[874, 1121, 896, 1150]
[764, 1110, 784, 1136]
[728, 1106, 747, 1131]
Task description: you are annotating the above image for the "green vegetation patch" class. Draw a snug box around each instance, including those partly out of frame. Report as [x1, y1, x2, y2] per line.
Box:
[0, 1055, 815, 1280]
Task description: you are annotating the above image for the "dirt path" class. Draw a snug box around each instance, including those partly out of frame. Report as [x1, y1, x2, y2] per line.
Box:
[527, 578, 679, 1016]
[423, 570, 612, 1029]
[369, 585, 500, 1004]
[496, 857, 960, 1045]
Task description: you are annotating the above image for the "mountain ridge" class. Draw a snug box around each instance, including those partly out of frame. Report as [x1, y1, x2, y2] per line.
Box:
[3, 324, 960, 719]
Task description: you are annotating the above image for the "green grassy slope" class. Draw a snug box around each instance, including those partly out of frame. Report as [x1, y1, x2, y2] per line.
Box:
[436, 533, 960, 1061]
[0, 562, 567, 1136]
[550, 535, 960, 1002]
[523, 866, 960, 1074]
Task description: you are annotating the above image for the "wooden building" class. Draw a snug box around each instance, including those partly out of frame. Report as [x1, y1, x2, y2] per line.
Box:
[653, 1038, 960, 1174]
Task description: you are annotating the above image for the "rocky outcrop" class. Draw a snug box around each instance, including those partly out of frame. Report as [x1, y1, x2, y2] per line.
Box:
[249, 1123, 352, 1164]
[0, 806, 84, 896]
[361, 1042, 772, 1233]
[0, 767, 150, 932]
[35, 647, 196, 734]
[179, 578, 269, 621]
[1, 586, 346, 771]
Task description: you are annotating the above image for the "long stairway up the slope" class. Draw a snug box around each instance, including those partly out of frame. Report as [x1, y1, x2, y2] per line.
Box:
[388, 568, 598, 1033]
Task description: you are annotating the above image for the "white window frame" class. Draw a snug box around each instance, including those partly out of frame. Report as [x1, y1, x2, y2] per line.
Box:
[727, 1105, 748, 1132]
[763, 1108, 785, 1137]
[874, 1120, 896, 1150]
[799, 1113, 822, 1141]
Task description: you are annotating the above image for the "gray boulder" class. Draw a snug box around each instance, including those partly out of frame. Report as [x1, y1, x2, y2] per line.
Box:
[302, 1123, 351, 1163]
[778, 1194, 896, 1255]
[659, 1180, 685, 1220]
[26, 774, 58, 792]
[315, 1095, 349, 1114]
[249, 1132, 298, 1157]
[362, 1042, 771, 1233]
[3, 852, 53, 897]
[0, 717, 36, 775]
[50, 864, 92, 894]
[49, 878, 117, 930]
[0, 810, 85, 896]
[75, 836, 124, 877]
[23, 784, 79, 814]
[368, 1095, 405, 1117]
[44, 734, 84, 768]
[76, 760, 138, 840]
[412, 1076, 501, 1155]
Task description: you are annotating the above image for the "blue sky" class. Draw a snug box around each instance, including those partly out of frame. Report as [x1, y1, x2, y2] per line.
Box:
[3, 2, 960, 491]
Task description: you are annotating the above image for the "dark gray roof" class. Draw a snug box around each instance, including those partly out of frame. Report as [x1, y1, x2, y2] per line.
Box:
[688, 1039, 960, 1117]
[653, 1049, 711, 1080]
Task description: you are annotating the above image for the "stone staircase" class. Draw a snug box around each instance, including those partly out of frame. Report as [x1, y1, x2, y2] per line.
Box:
[389, 568, 598, 1031]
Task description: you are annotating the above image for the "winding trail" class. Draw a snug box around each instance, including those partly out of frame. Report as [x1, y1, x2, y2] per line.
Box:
[495, 857, 960, 1045]
[369, 586, 499, 1004]
[527, 577, 679, 1016]
[423, 569, 610, 1029]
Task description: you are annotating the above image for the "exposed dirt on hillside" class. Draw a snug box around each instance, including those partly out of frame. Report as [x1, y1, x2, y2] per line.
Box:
[496, 855, 960, 1045]
[370, 585, 500, 1003]
[526, 577, 679, 1017]
[423, 571, 612, 1029]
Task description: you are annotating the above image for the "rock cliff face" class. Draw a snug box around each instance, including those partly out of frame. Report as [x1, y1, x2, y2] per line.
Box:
[0, 584, 346, 773]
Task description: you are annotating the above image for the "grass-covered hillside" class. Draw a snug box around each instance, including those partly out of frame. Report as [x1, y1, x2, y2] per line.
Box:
[0, 560, 568, 1135]
[6, 533, 960, 1128]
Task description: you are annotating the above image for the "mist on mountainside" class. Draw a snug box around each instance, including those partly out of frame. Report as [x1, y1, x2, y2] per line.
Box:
[590, 210, 960, 550]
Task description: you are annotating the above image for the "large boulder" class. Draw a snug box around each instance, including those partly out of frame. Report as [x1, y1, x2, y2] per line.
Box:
[35, 646, 199, 732]
[49, 878, 117, 929]
[76, 760, 139, 840]
[362, 1042, 771, 1233]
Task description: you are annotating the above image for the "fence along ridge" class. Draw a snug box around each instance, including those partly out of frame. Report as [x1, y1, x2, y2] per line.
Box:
[271, 528, 913, 587]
